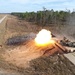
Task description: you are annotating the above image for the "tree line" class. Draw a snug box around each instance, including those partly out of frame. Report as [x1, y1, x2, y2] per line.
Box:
[11, 9, 75, 26]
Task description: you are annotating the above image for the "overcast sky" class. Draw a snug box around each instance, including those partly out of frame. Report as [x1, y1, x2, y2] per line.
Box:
[0, 0, 75, 13]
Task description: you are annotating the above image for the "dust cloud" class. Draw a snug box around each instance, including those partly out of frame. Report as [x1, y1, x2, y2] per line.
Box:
[58, 13, 75, 40]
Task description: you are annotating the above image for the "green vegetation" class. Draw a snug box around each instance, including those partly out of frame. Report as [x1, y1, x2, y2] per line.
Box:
[11, 9, 75, 26]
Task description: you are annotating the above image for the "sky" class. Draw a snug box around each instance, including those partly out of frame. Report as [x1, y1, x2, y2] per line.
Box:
[0, 0, 75, 13]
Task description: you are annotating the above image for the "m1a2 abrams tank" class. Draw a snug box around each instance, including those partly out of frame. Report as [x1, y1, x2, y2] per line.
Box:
[60, 37, 75, 47]
[60, 37, 75, 52]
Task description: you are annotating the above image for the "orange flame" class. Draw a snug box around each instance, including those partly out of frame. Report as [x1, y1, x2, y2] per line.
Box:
[35, 29, 53, 46]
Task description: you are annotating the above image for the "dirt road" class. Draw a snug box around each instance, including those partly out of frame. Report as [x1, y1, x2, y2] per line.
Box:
[0, 15, 7, 45]
[0, 14, 6, 19]
[0, 15, 7, 23]
[64, 52, 75, 65]
[0, 14, 20, 75]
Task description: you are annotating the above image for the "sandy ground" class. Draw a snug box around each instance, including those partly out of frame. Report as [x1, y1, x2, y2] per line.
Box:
[3, 39, 58, 68]
[0, 15, 75, 75]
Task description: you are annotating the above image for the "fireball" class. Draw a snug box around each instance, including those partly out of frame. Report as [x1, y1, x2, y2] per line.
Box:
[35, 29, 52, 46]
